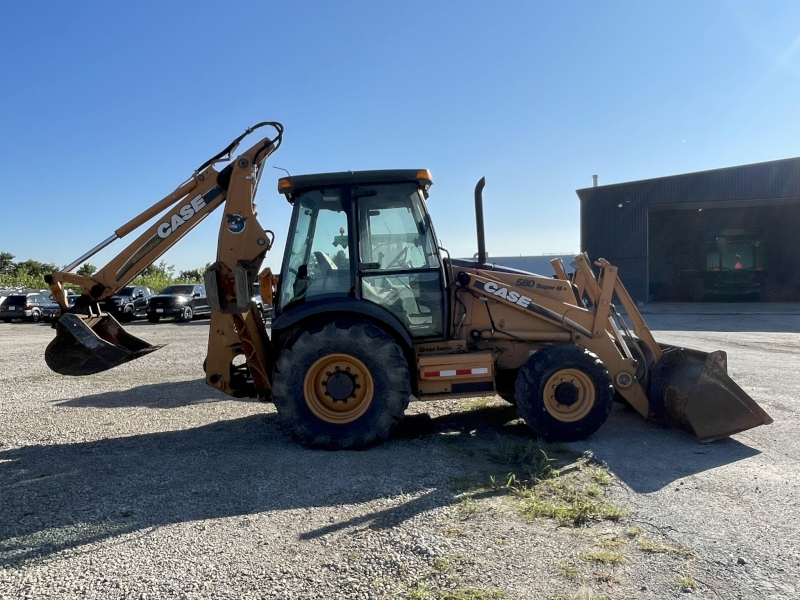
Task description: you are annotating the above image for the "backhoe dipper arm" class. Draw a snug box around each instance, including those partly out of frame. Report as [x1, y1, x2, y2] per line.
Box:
[45, 122, 283, 310]
[44, 123, 283, 392]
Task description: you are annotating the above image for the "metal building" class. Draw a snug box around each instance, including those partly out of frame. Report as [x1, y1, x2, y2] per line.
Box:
[577, 157, 800, 303]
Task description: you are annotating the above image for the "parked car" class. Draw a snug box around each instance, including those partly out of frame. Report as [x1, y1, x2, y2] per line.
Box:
[0, 292, 56, 323]
[42, 298, 62, 321]
[252, 282, 273, 322]
[147, 284, 210, 322]
[41, 290, 82, 322]
[101, 285, 153, 322]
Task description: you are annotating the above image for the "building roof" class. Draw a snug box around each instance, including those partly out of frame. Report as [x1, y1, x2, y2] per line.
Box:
[577, 156, 800, 207]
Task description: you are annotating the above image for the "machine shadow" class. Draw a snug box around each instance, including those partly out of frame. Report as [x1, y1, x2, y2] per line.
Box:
[5, 395, 761, 565]
[52, 379, 230, 409]
[0, 408, 509, 567]
[574, 403, 762, 494]
[398, 403, 762, 496]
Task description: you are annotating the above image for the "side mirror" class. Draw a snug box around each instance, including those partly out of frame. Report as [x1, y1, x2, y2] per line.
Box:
[137, 291, 144, 297]
[193, 292, 201, 298]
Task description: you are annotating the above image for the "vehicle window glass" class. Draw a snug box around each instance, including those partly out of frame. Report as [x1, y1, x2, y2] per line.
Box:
[361, 271, 444, 338]
[162, 285, 194, 295]
[279, 189, 351, 308]
[357, 184, 439, 271]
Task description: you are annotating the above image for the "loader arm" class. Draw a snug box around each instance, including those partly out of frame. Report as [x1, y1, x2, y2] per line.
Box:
[458, 268, 652, 417]
[456, 254, 771, 441]
[45, 123, 283, 399]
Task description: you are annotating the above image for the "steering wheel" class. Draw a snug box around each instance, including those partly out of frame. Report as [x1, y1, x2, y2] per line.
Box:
[385, 246, 409, 270]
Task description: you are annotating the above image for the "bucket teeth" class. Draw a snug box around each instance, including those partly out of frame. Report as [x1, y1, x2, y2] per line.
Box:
[649, 347, 772, 442]
[45, 313, 163, 376]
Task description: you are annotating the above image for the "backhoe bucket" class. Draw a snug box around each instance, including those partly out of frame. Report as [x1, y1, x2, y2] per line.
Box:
[45, 313, 164, 376]
[648, 346, 772, 442]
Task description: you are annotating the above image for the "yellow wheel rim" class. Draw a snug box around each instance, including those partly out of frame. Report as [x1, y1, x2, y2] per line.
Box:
[543, 368, 595, 422]
[303, 353, 374, 424]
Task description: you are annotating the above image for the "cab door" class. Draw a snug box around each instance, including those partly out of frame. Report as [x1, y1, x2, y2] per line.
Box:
[277, 188, 353, 313]
[355, 183, 446, 340]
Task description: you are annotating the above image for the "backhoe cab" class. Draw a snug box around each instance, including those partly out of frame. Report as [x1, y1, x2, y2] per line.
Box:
[43, 124, 772, 449]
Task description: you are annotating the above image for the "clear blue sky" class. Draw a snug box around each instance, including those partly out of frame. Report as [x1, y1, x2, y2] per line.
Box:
[2, 1, 799, 274]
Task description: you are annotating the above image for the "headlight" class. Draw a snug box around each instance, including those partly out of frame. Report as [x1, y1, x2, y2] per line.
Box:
[175, 296, 188, 304]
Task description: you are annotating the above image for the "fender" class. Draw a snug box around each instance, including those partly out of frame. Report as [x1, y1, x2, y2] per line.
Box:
[271, 297, 414, 355]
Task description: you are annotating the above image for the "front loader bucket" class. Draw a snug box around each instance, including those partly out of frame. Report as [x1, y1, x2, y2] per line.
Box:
[648, 346, 772, 442]
[45, 313, 164, 376]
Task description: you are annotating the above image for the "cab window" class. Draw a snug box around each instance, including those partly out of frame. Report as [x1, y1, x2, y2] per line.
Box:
[357, 184, 444, 338]
[279, 188, 351, 309]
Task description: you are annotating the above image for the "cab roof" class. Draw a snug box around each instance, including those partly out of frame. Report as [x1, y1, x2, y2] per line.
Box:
[278, 169, 433, 200]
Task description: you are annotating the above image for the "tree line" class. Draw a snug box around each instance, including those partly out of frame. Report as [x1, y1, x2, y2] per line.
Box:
[0, 252, 209, 292]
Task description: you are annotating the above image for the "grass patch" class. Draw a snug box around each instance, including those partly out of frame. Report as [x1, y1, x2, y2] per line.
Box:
[592, 571, 621, 585]
[578, 549, 625, 564]
[431, 557, 454, 574]
[625, 526, 644, 538]
[456, 497, 482, 518]
[458, 397, 503, 411]
[556, 559, 582, 582]
[485, 444, 626, 527]
[400, 585, 508, 599]
[674, 569, 698, 591]
[637, 538, 695, 557]
[516, 477, 626, 526]
[548, 591, 611, 600]
[440, 525, 466, 537]
[586, 466, 613, 486]
[494, 438, 562, 482]
[595, 534, 626, 548]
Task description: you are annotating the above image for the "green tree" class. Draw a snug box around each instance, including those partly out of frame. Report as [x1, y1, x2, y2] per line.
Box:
[77, 263, 97, 277]
[14, 259, 58, 278]
[141, 260, 174, 279]
[332, 250, 349, 270]
[0, 252, 14, 274]
[178, 268, 204, 282]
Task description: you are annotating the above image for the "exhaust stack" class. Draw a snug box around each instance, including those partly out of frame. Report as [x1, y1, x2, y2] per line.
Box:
[474, 177, 487, 265]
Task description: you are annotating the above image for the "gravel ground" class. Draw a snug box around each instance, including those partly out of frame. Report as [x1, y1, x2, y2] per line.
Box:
[1, 309, 798, 599]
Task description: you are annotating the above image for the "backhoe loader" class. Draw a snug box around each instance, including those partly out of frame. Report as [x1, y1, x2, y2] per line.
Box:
[44, 123, 772, 449]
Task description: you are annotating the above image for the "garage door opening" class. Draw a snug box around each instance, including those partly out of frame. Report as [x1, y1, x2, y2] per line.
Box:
[648, 201, 800, 302]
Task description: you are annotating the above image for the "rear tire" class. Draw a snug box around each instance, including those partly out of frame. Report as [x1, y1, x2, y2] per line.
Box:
[30, 310, 41, 323]
[272, 318, 411, 449]
[515, 345, 614, 442]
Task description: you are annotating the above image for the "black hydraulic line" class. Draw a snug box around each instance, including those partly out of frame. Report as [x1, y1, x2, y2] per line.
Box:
[196, 121, 284, 174]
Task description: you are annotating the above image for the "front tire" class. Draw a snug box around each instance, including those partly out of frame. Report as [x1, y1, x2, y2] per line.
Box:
[272, 318, 411, 449]
[147, 314, 160, 323]
[515, 345, 614, 442]
[180, 307, 193, 322]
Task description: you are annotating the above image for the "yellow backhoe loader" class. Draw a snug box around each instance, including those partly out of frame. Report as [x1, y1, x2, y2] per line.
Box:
[44, 123, 772, 449]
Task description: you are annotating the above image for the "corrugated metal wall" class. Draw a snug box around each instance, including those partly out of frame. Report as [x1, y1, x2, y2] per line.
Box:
[576, 157, 800, 302]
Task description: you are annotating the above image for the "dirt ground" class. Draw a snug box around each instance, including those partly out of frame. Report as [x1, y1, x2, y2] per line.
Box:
[0, 305, 798, 599]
